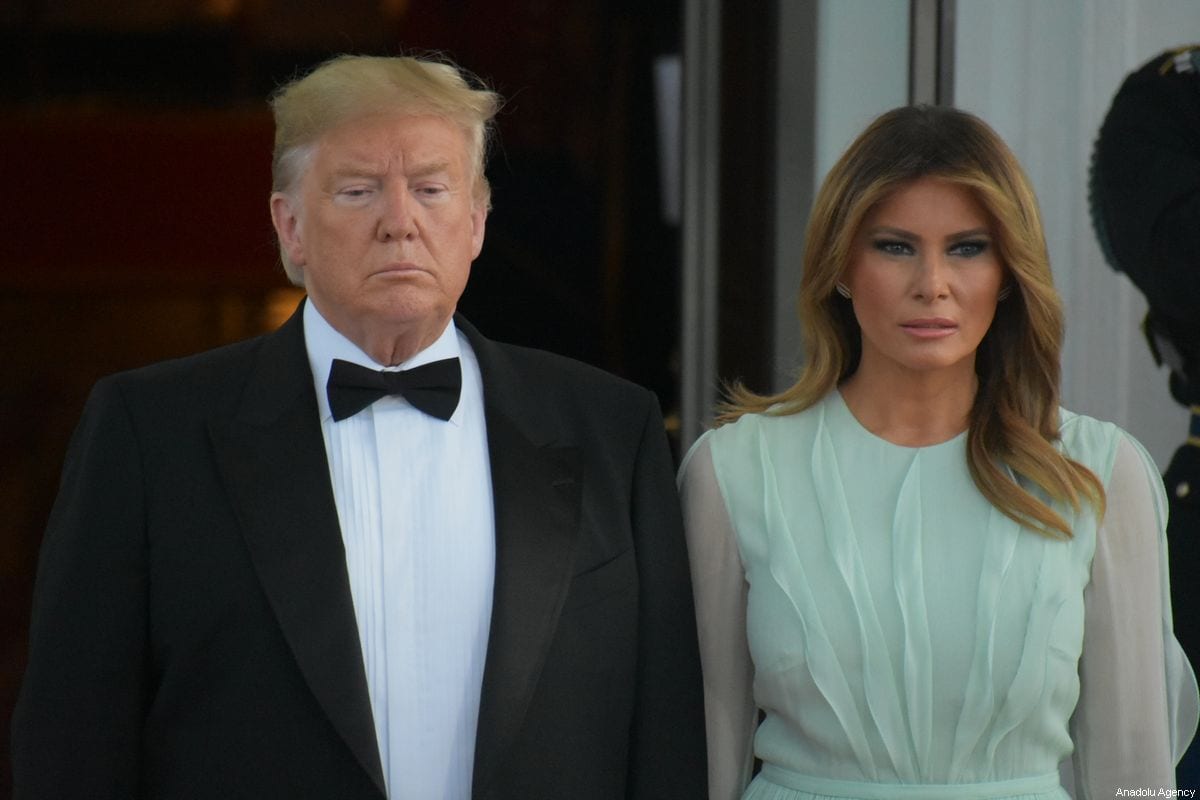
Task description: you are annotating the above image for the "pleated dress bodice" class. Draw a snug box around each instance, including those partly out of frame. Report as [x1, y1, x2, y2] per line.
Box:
[706, 392, 1119, 797]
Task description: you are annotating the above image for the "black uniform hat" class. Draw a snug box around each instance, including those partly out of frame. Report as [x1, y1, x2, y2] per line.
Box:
[1089, 45, 1200, 404]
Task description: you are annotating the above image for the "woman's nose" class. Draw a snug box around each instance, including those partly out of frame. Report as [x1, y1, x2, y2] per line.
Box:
[912, 255, 950, 300]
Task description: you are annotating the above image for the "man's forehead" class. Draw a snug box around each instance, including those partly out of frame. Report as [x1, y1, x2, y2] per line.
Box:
[324, 152, 456, 177]
[315, 115, 470, 174]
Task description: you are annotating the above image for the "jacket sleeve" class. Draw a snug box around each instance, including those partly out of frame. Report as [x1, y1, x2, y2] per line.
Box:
[624, 392, 709, 799]
[11, 377, 150, 798]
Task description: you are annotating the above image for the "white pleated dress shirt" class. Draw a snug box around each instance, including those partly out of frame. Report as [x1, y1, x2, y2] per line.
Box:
[304, 301, 495, 800]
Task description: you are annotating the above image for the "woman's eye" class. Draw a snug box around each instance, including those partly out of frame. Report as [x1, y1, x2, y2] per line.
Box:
[950, 240, 989, 257]
[872, 239, 912, 256]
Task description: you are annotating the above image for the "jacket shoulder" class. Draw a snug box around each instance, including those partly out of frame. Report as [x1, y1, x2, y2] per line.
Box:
[477, 339, 662, 449]
[494, 341, 650, 396]
[92, 329, 281, 425]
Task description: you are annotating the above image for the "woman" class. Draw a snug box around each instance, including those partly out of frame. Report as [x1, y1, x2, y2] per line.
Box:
[679, 105, 1198, 799]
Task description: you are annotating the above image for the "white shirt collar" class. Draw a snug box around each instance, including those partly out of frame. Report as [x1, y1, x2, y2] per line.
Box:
[303, 300, 463, 423]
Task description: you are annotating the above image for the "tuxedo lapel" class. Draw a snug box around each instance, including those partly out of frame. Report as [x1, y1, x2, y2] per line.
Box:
[458, 319, 584, 796]
[207, 305, 386, 796]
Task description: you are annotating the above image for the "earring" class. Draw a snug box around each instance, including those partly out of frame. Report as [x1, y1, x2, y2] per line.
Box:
[835, 282, 852, 299]
[997, 285, 1012, 301]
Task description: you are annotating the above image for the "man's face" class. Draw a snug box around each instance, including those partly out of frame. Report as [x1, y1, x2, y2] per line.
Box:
[271, 113, 486, 362]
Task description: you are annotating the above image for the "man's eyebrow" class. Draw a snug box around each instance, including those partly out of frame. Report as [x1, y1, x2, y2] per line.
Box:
[328, 159, 385, 178]
[324, 158, 457, 182]
[408, 160, 454, 179]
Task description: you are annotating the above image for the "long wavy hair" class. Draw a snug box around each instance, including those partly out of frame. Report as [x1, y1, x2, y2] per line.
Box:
[722, 105, 1104, 538]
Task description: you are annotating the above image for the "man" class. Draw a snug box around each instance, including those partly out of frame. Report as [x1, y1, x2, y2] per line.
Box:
[12, 55, 706, 799]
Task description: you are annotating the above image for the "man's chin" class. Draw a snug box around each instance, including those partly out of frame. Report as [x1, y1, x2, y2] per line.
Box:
[369, 305, 454, 348]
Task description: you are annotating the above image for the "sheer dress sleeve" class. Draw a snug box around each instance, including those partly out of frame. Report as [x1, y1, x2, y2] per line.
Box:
[678, 435, 758, 800]
[1066, 434, 1199, 798]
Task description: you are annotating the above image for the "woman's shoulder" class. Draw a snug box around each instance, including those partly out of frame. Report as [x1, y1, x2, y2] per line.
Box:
[691, 398, 829, 481]
[1057, 407, 1142, 485]
[706, 397, 827, 445]
[1057, 406, 1123, 440]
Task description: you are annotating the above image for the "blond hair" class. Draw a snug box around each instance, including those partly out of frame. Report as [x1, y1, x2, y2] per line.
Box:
[723, 105, 1104, 538]
[268, 54, 502, 283]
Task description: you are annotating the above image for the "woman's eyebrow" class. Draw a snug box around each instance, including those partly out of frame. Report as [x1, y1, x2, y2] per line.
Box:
[863, 225, 918, 240]
[948, 227, 992, 240]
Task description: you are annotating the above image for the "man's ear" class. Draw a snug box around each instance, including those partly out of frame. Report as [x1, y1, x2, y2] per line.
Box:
[469, 202, 488, 261]
[270, 192, 306, 268]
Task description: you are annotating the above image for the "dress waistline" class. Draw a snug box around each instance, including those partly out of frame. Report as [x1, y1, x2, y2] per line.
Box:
[759, 765, 1063, 799]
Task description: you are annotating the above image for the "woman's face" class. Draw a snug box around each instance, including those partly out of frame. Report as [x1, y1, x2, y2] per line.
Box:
[842, 176, 1006, 384]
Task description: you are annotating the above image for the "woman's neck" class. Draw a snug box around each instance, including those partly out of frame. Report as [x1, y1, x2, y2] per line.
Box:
[838, 363, 978, 447]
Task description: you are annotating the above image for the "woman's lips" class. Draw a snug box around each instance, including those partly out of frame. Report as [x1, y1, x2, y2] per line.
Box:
[900, 318, 957, 338]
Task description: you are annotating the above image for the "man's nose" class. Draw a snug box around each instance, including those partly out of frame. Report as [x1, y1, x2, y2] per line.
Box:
[377, 184, 417, 241]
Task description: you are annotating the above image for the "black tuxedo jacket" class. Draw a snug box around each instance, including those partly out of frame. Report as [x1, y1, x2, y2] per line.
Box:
[12, 304, 706, 799]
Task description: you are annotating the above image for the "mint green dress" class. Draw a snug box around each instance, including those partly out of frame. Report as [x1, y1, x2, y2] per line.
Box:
[680, 392, 1197, 800]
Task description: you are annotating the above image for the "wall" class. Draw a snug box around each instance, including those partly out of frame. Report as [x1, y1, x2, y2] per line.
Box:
[771, 0, 910, 389]
[953, 0, 1200, 468]
[813, 0, 911, 186]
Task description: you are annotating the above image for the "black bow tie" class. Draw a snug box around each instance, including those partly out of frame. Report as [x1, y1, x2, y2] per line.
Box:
[326, 357, 462, 422]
